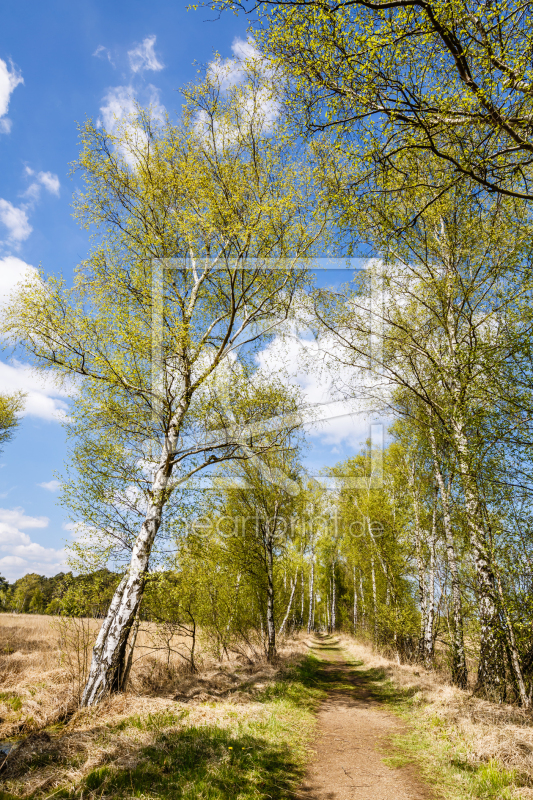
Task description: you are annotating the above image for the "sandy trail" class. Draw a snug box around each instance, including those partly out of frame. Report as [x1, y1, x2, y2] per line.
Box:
[299, 636, 434, 800]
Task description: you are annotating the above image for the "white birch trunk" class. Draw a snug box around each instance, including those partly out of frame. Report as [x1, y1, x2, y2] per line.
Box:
[331, 561, 337, 631]
[353, 565, 358, 634]
[82, 421, 181, 706]
[278, 569, 298, 636]
[307, 556, 315, 634]
[360, 572, 366, 631]
[430, 433, 468, 688]
[452, 422, 507, 700]
[424, 495, 437, 668]
[300, 567, 305, 628]
[371, 552, 378, 643]
[265, 524, 276, 661]
[411, 471, 429, 665]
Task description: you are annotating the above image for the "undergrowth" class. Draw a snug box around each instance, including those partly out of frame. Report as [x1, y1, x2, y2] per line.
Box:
[0, 655, 325, 800]
[344, 656, 528, 800]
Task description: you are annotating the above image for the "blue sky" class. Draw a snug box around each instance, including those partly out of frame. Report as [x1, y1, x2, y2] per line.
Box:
[0, 2, 378, 582]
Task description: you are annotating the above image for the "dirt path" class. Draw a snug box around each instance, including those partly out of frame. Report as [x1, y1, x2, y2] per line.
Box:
[299, 636, 435, 800]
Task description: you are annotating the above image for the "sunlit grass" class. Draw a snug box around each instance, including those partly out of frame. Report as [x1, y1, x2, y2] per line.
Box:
[356, 661, 528, 800]
[74, 657, 325, 800]
[1, 655, 325, 800]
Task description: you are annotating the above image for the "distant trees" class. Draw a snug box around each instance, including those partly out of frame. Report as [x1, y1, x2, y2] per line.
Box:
[0, 570, 121, 616]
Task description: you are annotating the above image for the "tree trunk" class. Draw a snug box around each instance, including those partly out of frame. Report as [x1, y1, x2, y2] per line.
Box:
[300, 567, 305, 629]
[331, 561, 337, 631]
[120, 602, 141, 692]
[412, 483, 429, 664]
[265, 528, 276, 662]
[187, 609, 197, 674]
[371, 553, 378, 643]
[223, 573, 241, 658]
[360, 571, 366, 631]
[81, 423, 180, 706]
[353, 565, 358, 634]
[430, 436, 468, 688]
[278, 569, 298, 636]
[307, 556, 315, 634]
[424, 495, 437, 669]
[496, 564, 530, 707]
[453, 424, 506, 701]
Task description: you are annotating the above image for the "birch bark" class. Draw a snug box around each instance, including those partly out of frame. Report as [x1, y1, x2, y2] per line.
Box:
[430, 435, 468, 688]
[278, 569, 298, 636]
[82, 415, 183, 705]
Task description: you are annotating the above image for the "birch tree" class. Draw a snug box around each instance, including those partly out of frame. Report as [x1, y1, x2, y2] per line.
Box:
[215, 0, 533, 200]
[314, 164, 533, 700]
[3, 69, 331, 704]
[207, 445, 304, 661]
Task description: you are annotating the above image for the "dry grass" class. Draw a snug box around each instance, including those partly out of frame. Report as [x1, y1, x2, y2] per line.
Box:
[339, 635, 533, 798]
[0, 613, 307, 735]
[0, 613, 312, 799]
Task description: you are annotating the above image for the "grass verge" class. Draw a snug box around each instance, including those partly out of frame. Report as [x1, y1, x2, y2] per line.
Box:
[0, 655, 325, 800]
[340, 651, 529, 800]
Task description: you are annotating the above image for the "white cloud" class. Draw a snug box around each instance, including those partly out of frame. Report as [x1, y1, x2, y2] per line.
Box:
[256, 333, 384, 448]
[0, 255, 39, 307]
[99, 85, 137, 133]
[0, 58, 23, 134]
[208, 37, 262, 89]
[0, 360, 72, 422]
[38, 480, 60, 492]
[93, 44, 115, 67]
[204, 38, 280, 137]
[0, 198, 32, 245]
[128, 35, 164, 74]
[98, 85, 166, 169]
[0, 169, 60, 244]
[0, 507, 66, 581]
[99, 84, 165, 133]
[36, 171, 60, 196]
[23, 168, 60, 201]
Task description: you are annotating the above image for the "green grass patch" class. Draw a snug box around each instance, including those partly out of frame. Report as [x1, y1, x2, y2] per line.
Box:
[474, 759, 516, 799]
[113, 709, 188, 732]
[381, 753, 414, 769]
[9, 654, 325, 800]
[351, 661, 527, 800]
[76, 656, 325, 800]
[0, 693, 22, 712]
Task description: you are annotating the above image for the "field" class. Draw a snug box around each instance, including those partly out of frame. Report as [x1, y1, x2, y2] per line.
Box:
[0, 613, 320, 799]
[2, 615, 533, 799]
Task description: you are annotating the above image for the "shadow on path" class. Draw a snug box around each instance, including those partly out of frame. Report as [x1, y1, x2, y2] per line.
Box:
[299, 634, 436, 800]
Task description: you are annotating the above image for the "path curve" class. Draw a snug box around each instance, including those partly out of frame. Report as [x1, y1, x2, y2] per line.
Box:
[299, 636, 435, 800]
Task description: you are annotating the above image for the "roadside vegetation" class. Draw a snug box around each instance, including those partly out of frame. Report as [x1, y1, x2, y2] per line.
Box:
[3, 617, 533, 799]
[340, 637, 533, 800]
[0, 614, 323, 800]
